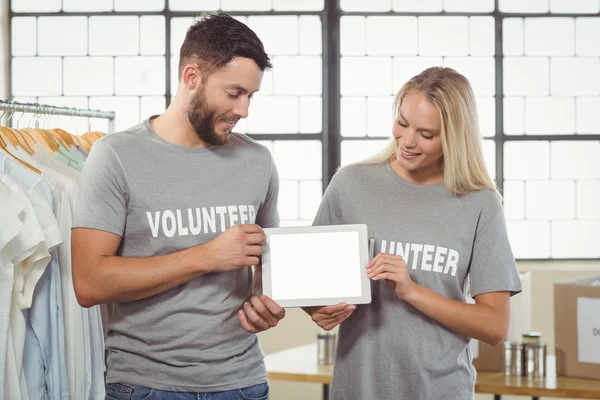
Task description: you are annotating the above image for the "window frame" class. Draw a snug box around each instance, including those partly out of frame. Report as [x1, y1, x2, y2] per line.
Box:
[7, 0, 600, 260]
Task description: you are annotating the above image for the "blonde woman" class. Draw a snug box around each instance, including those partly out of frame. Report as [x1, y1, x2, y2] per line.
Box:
[306, 67, 522, 400]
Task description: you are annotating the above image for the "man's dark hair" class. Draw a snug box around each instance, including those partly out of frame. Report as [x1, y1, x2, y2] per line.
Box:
[178, 12, 272, 79]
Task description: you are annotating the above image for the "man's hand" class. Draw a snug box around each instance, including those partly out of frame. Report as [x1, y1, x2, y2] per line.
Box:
[238, 295, 286, 333]
[304, 303, 356, 331]
[201, 224, 266, 272]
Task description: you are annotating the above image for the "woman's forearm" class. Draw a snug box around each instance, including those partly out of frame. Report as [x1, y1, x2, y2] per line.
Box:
[402, 285, 510, 346]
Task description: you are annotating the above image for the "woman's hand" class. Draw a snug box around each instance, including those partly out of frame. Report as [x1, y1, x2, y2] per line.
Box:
[367, 252, 415, 300]
[304, 303, 356, 331]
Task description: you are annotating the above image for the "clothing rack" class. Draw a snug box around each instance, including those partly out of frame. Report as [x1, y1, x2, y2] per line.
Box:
[0, 99, 116, 133]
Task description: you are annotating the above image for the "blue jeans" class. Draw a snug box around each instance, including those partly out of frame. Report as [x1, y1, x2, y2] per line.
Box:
[105, 382, 269, 400]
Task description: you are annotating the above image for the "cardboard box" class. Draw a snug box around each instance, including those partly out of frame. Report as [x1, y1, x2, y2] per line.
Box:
[470, 272, 532, 371]
[470, 341, 504, 371]
[554, 276, 600, 379]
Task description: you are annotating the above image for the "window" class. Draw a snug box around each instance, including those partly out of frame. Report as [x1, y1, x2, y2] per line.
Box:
[11, 13, 167, 133]
[339, 14, 496, 180]
[502, 14, 600, 259]
[336, 1, 600, 260]
[9, 0, 323, 228]
[8, 0, 600, 257]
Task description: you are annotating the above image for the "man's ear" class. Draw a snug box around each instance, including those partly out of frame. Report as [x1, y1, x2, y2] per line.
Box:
[181, 63, 200, 91]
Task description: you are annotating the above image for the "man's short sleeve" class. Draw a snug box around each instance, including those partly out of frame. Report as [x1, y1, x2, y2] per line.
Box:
[72, 139, 129, 236]
[256, 156, 280, 229]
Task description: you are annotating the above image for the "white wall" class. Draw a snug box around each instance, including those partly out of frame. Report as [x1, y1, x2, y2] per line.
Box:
[0, 0, 7, 100]
[260, 260, 600, 400]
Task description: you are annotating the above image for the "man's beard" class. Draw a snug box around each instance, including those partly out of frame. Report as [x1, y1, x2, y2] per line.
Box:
[187, 89, 231, 146]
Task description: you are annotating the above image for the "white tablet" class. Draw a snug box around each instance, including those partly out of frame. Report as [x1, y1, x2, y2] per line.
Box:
[262, 224, 371, 308]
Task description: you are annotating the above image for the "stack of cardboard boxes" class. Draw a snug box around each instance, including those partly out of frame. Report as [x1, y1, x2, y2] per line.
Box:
[554, 276, 600, 380]
[470, 273, 600, 381]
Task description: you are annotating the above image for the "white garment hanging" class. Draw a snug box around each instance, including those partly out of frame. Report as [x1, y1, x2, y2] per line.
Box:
[1, 132, 106, 400]
[1, 173, 49, 400]
[0, 180, 26, 400]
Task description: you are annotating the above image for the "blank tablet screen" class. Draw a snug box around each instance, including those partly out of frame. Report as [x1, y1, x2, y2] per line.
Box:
[269, 231, 362, 301]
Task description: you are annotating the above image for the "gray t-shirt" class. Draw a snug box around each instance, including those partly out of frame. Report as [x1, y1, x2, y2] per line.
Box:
[313, 162, 521, 400]
[72, 119, 279, 392]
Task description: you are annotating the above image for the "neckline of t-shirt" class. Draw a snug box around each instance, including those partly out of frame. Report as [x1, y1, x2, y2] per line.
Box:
[143, 116, 229, 154]
[384, 160, 446, 191]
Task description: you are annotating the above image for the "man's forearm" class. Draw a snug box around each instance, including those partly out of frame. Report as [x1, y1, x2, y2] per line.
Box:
[74, 245, 211, 307]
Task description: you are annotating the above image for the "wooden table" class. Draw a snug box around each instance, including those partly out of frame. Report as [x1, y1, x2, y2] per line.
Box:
[265, 343, 600, 400]
[265, 343, 334, 400]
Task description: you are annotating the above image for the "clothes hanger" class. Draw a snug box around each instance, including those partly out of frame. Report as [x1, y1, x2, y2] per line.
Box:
[53, 128, 76, 147]
[74, 111, 98, 148]
[9, 128, 35, 155]
[0, 108, 21, 147]
[83, 131, 105, 144]
[20, 109, 56, 156]
[0, 127, 20, 147]
[42, 107, 74, 148]
[0, 128, 10, 145]
[5, 108, 35, 155]
[34, 107, 60, 147]
[15, 129, 39, 152]
[71, 134, 82, 147]
[0, 132, 41, 175]
[80, 113, 104, 144]
[13, 106, 40, 153]
[2, 105, 30, 151]
[33, 108, 64, 152]
[76, 134, 93, 152]
[69, 110, 94, 152]
[38, 126, 63, 151]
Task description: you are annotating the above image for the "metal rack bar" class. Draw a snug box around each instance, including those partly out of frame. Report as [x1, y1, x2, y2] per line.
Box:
[0, 100, 116, 133]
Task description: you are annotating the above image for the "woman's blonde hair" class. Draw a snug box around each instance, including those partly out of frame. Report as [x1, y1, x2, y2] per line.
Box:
[361, 66, 498, 195]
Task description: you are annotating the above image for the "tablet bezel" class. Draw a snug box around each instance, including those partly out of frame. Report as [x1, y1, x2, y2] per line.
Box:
[261, 224, 371, 308]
